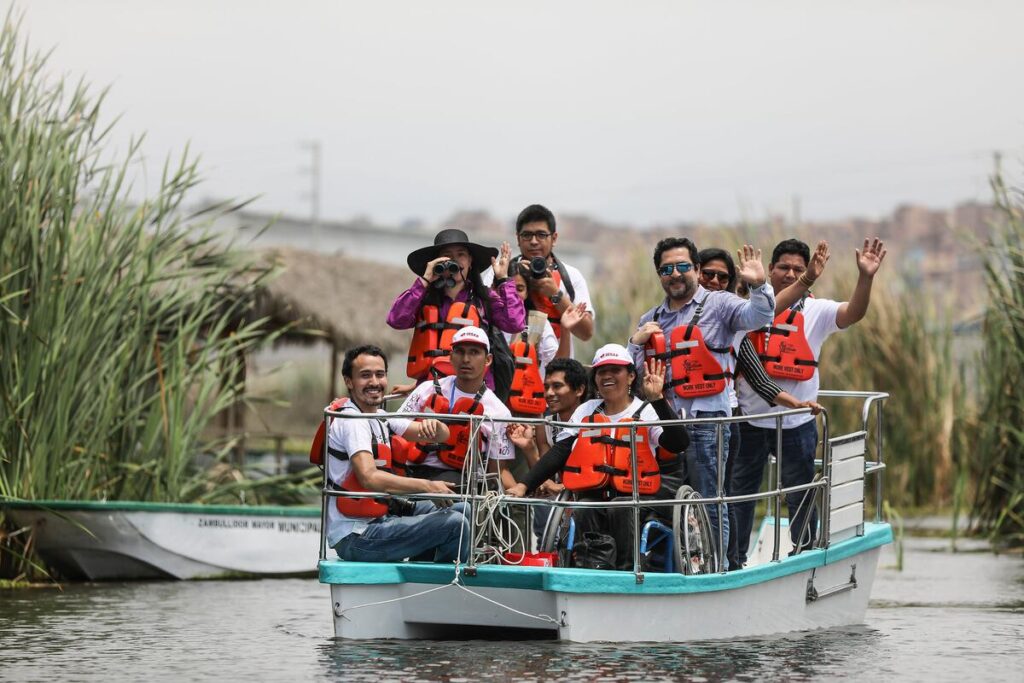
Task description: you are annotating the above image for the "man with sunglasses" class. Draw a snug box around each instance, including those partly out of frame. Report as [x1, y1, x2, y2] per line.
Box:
[625, 237, 775, 570]
[485, 204, 595, 358]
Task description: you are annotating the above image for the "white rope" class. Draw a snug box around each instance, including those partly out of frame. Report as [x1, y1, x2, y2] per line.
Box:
[450, 583, 564, 626]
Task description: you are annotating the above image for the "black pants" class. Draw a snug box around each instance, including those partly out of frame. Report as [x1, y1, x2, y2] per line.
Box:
[573, 471, 683, 572]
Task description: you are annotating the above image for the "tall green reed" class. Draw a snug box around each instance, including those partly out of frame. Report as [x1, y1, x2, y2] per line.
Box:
[971, 175, 1024, 547]
[0, 15, 281, 506]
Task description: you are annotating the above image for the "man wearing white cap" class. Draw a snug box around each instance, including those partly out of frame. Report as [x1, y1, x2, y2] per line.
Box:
[397, 326, 517, 492]
[507, 344, 690, 570]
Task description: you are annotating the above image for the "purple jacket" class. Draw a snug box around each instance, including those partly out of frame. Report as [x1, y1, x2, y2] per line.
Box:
[387, 278, 526, 388]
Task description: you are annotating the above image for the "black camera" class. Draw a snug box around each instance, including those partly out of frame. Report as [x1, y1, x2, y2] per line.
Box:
[433, 260, 461, 276]
[528, 256, 549, 279]
[387, 498, 417, 517]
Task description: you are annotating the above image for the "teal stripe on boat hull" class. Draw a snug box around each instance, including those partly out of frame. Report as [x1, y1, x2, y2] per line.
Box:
[319, 522, 892, 595]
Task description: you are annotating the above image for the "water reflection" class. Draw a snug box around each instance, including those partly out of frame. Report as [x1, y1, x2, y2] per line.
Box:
[317, 627, 887, 682]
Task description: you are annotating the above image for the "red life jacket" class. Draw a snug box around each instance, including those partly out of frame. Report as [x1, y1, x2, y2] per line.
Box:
[406, 302, 481, 380]
[508, 335, 547, 416]
[563, 413, 612, 492]
[313, 402, 395, 519]
[656, 299, 733, 399]
[751, 303, 818, 382]
[409, 380, 486, 470]
[390, 434, 410, 477]
[606, 413, 662, 496]
[530, 268, 564, 340]
[309, 397, 351, 467]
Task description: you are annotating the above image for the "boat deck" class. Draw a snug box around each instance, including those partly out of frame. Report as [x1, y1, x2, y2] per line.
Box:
[319, 521, 892, 594]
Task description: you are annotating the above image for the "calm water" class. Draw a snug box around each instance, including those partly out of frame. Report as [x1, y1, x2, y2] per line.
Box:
[1, 537, 1021, 682]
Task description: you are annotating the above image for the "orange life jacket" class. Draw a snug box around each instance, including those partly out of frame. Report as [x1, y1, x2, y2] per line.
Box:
[508, 335, 547, 416]
[406, 302, 481, 380]
[606, 414, 662, 495]
[530, 268, 564, 340]
[408, 380, 487, 470]
[562, 413, 613, 492]
[563, 403, 667, 494]
[751, 303, 818, 382]
[654, 299, 733, 399]
[311, 400, 395, 519]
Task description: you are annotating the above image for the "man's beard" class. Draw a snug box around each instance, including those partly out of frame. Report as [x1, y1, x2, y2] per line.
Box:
[664, 278, 696, 301]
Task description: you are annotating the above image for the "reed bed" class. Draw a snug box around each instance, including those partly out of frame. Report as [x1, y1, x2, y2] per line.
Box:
[970, 176, 1024, 546]
[0, 15, 296, 520]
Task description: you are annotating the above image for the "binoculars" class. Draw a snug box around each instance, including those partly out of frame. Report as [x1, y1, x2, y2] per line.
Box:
[433, 260, 461, 276]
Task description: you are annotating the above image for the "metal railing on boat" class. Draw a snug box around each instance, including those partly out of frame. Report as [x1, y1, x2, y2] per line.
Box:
[316, 390, 889, 583]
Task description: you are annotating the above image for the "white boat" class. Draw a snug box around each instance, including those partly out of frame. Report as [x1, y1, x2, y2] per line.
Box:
[3, 500, 320, 580]
[318, 390, 892, 642]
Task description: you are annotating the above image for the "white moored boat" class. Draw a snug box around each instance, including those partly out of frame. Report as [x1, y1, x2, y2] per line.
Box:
[4, 500, 321, 580]
[318, 390, 891, 642]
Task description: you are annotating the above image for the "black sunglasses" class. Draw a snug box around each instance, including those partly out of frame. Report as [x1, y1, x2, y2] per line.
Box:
[700, 269, 730, 284]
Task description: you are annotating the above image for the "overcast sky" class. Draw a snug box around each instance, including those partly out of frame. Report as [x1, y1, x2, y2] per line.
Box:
[15, 0, 1024, 227]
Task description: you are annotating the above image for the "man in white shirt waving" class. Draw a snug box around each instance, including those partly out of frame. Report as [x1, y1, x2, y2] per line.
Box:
[731, 237, 886, 566]
[326, 345, 470, 564]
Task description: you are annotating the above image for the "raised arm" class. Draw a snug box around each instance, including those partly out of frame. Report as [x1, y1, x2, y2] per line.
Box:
[836, 238, 886, 329]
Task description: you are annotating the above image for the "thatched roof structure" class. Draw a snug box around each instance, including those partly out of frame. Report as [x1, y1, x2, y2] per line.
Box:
[252, 246, 415, 356]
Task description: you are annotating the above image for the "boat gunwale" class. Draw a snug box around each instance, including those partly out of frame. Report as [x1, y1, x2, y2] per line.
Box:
[1, 499, 320, 518]
[318, 521, 892, 595]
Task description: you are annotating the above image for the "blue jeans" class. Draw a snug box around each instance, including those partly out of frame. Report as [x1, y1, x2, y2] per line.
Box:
[730, 420, 818, 566]
[334, 501, 470, 563]
[684, 412, 730, 570]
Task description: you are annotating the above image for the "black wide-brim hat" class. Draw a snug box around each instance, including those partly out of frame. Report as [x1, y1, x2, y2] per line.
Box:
[406, 228, 499, 277]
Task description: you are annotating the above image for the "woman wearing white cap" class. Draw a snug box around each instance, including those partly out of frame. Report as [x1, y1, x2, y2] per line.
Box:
[508, 344, 690, 570]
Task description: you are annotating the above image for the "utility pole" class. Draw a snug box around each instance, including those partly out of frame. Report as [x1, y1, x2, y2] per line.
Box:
[300, 140, 322, 249]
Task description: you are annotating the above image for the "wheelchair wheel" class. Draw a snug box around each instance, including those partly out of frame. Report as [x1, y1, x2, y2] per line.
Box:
[672, 485, 717, 575]
[539, 489, 573, 563]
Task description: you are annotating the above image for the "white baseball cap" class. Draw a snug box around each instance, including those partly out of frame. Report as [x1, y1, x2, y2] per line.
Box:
[451, 325, 490, 351]
[592, 343, 633, 368]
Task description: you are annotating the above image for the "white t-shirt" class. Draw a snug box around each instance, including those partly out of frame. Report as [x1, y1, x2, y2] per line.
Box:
[397, 375, 514, 469]
[737, 297, 843, 429]
[555, 396, 667, 449]
[483, 259, 594, 360]
[325, 404, 411, 547]
[504, 324, 558, 378]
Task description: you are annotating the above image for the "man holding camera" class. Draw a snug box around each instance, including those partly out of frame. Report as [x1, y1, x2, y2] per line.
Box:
[486, 204, 595, 359]
[326, 345, 471, 564]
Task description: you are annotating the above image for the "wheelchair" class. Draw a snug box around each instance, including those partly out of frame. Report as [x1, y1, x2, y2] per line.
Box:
[538, 485, 717, 574]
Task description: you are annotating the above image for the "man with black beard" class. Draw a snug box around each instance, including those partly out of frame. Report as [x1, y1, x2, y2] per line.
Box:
[626, 238, 775, 570]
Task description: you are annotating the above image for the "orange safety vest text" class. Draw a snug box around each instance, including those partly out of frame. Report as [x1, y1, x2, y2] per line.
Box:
[751, 307, 818, 381]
